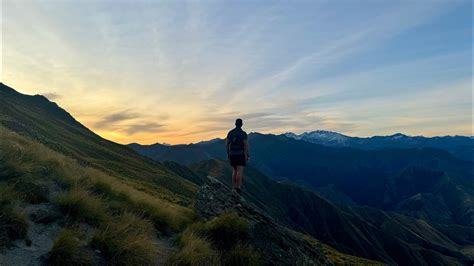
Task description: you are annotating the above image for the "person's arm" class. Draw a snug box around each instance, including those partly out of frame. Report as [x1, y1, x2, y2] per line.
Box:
[244, 139, 249, 161]
[226, 133, 231, 156]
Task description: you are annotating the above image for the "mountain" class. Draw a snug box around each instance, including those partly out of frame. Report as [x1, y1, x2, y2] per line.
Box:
[0, 83, 197, 201]
[131, 133, 474, 227]
[190, 159, 474, 265]
[128, 142, 215, 166]
[0, 83, 372, 265]
[284, 130, 474, 161]
[284, 130, 351, 146]
[2, 83, 473, 265]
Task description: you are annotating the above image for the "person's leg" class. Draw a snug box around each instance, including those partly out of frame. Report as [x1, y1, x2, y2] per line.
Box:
[232, 165, 237, 189]
[236, 166, 244, 189]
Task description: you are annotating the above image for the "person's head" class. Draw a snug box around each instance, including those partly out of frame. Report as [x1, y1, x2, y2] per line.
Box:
[235, 118, 243, 128]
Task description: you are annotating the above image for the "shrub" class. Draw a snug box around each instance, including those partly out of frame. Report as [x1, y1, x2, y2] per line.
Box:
[168, 228, 219, 266]
[222, 243, 262, 266]
[48, 228, 92, 265]
[56, 188, 106, 225]
[92, 212, 158, 265]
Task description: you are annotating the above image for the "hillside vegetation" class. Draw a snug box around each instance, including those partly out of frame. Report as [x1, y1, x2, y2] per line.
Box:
[0, 83, 378, 265]
[0, 127, 194, 264]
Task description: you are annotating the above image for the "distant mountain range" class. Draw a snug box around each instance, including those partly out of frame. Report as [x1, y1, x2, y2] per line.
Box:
[191, 159, 474, 265]
[130, 133, 474, 227]
[283, 130, 473, 161]
[2, 83, 473, 265]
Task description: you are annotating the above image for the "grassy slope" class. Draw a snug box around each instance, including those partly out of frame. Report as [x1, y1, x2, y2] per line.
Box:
[0, 83, 197, 205]
[0, 84, 335, 264]
[0, 126, 195, 263]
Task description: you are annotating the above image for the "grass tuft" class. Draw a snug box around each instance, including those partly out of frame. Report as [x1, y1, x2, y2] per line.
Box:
[48, 228, 93, 266]
[92, 212, 159, 265]
[201, 212, 250, 249]
[0, 186, 28, 247]
[56, 187, 106, 225]
[12, 177, 49, 204]
[168, 228, 219, 266]
[223, 243, 262, 266]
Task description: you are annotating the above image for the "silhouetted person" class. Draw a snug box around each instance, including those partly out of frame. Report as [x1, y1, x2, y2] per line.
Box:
[226, 118, 249, 194]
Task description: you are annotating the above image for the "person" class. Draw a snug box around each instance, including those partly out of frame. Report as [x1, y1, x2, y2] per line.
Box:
[226, 118, 249, 194]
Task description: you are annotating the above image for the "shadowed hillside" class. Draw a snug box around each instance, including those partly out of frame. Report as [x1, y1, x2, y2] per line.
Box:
[0, 83, 197, 202]
[190, 159, 474, 265]
[0, 83, 379, 265]
[131, 133, 474, 226]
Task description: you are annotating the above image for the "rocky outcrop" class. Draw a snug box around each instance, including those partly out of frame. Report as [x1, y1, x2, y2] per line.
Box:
[195, 176, 333, 265]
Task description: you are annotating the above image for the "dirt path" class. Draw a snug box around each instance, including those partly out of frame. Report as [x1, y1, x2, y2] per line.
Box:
[156, 235, 178, 265]
[0, 203, 62, 266]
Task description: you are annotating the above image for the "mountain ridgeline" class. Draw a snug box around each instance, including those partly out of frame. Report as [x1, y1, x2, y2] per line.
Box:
[130, 133, 474, 226]
[130, 123, 474, 264]
[284, 130, 473, 162]
[1, 83, 473, 265]
[0, 83, 375, 265]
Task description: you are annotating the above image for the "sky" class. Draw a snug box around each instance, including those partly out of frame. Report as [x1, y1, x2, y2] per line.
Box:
[1, 0, 472, 144]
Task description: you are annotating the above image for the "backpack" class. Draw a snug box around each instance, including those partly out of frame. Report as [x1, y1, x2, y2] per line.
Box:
[229, 130, 245, 154]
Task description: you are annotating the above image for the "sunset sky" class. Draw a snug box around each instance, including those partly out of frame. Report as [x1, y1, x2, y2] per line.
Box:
[1, 0, 472, 144]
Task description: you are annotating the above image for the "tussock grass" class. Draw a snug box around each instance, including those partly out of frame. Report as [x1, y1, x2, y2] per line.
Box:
[199, 212, 250, 249]
[48, 228, 93, 266]
[171, 213, 258, 265]
[0, 127, 194, 232]
[0, 185, 17, 206]
[0, 208, 28, 247]
[92, 212, 159, 265]
[12, 177, 49, 204]
[168, 228, 219, 266]
[56, 187, 106, 225]
[0, 186, 28, 247]
[223, 243, 262, 266]
[85, 171, 194, 231]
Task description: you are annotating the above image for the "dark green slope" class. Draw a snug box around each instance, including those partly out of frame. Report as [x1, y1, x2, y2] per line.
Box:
[191, 159, 473, 265]
[132, 133, 474, 225]
[0, 83, 197, 202]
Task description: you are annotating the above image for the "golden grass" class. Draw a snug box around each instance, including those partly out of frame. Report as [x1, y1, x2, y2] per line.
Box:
[48, 228, 93, 266]
[0, 126, 197, 264]
[170, 212, 258, 265]
[0, 127, 193, 231]
[223, 243, 262, 266]
[0, 185, 28, 247]
[168, 228, 220, 266]
[92, 212, 159, 265]
[199, 212, 250, 249]
[56, 187, 107, 225]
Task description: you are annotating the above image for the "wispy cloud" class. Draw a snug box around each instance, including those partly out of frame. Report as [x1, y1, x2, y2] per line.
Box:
[2, 0, 471, 144]
[42, 92, 61, 101]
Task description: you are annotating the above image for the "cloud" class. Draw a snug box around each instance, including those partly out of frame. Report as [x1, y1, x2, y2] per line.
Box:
[122, 122, 164, 135]
[42, 92, 61, 100]
[3, 1, 470, 144]
[93, 110, 166, 135]
[95, 110, 139, 129]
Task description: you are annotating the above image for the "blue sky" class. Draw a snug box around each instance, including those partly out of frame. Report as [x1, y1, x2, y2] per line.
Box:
[1, 0, 472, 144]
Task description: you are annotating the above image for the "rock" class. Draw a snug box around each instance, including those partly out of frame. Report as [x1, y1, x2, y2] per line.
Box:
[195, 176, 333, 266]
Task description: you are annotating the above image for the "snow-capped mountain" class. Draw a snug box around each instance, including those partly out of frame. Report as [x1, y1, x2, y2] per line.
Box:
[284, 130, 350, 145]
[282, 130, 473, 161]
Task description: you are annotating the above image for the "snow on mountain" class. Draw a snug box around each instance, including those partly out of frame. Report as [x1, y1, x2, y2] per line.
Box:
[284, 130, 350, 145]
